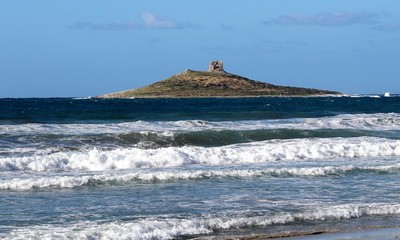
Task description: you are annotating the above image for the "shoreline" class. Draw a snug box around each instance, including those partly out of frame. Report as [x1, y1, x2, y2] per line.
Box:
[94, 94, 345, 99]
[94, 93, 400, 99]
[286, 227, 400, 240]
[192, 227, 400, 240]
[6, 93, 400, 100]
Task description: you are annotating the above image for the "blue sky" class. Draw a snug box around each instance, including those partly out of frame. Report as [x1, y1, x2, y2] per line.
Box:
[1, 1, 400, 97]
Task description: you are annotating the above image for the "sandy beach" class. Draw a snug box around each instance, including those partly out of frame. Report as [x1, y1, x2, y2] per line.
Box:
[220, 227, 400, 240]
[287, 227, 400, 240]
[192, 225, 400, 240]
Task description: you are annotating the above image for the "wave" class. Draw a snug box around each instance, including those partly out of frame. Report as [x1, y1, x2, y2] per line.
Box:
[1, 113, 400, 136]
[4, 203, 400, 239]
[2, 163, 400, 190]
[1, 137, 400, 172]
[0, 113, 399, 154]
[1, 128, 389, 155]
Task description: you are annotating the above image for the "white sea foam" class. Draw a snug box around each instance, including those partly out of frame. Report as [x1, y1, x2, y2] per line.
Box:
[1, 137, 400, 172]
[0, 113, 399, 136]
[2, 162, 400, 190]
[298, 113, 400, 130]
[5, 203, 400, 240]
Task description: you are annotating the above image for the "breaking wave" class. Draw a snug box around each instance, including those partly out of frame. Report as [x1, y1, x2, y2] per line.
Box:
[1, 113, 399, 136]
[1, 137, 400, 172]
[5, 203, 400, 240]
[2, 163, 400, 190]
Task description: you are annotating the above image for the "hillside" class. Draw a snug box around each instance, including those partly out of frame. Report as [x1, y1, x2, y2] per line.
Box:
[97, 69, 340, 98]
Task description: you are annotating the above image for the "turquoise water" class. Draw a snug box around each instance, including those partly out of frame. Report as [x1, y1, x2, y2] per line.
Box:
[1, 96, 400, 239]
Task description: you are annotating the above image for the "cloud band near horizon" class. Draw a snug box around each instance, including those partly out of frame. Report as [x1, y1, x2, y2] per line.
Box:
[68, 12, 197, 30]
[262, 11, 383, 26]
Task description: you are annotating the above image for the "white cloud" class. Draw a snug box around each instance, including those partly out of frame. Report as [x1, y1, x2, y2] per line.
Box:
[141, 12, 177, 29]
[68, 12, 197, 31]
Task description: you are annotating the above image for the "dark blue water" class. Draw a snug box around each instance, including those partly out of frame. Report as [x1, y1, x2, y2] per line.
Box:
[1, 96, 399, 123]
[1, 96, 400, 239]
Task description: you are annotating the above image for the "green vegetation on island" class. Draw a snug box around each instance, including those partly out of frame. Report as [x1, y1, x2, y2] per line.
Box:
[97, 62, 340, 98]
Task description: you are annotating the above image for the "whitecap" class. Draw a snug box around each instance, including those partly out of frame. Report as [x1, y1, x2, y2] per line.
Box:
[2, 162, 400, 190]
[1, 113, 400, 138]
[4, 203, 400, 240]
[1, 137, 400, 172]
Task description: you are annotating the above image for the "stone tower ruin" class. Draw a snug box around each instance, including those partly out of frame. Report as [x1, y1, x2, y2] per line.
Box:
[208, 60, 225, 72]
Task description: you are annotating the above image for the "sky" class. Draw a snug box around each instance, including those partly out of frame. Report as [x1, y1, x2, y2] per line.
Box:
[1, 0, 400, 97]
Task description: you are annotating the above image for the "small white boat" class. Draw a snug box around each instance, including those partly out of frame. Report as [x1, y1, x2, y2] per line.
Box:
[384, 92, 390, 97]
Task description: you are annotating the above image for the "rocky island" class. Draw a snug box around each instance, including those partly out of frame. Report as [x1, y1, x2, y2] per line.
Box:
[97, 61, 340, 98]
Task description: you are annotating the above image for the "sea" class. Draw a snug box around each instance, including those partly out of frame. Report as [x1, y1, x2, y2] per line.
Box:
[1, 96, 400, 239]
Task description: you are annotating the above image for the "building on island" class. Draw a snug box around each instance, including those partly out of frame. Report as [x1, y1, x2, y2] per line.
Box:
[208, 60, 225, 72]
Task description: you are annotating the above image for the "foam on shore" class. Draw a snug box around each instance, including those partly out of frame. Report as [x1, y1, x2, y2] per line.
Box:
[4, 203, 400, 240]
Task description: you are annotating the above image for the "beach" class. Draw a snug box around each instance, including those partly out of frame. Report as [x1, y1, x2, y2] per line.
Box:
[288, 227, 400, 240]
[192, 227, 400, 239]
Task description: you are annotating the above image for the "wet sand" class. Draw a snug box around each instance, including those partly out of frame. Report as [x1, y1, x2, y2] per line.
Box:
[285, 227, 400, 240]
[193, 227, 400, 240]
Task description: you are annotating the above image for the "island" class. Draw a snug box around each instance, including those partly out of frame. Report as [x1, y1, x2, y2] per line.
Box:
[97, 60, 341, 98]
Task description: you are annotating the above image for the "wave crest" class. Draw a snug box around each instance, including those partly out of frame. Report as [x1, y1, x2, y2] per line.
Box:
[1, 137, 400, 172]
[2, 163, 400, 190]
[1, 113, 400, 136]
[5, 204, 400, 240]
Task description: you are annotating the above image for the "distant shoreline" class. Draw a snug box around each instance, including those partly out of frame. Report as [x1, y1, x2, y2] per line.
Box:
[95, 94, 345, 99]
[3, 93, 400, 99]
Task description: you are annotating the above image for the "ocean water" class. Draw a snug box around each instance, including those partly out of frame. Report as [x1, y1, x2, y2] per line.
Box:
[1, 96, 400, 239]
